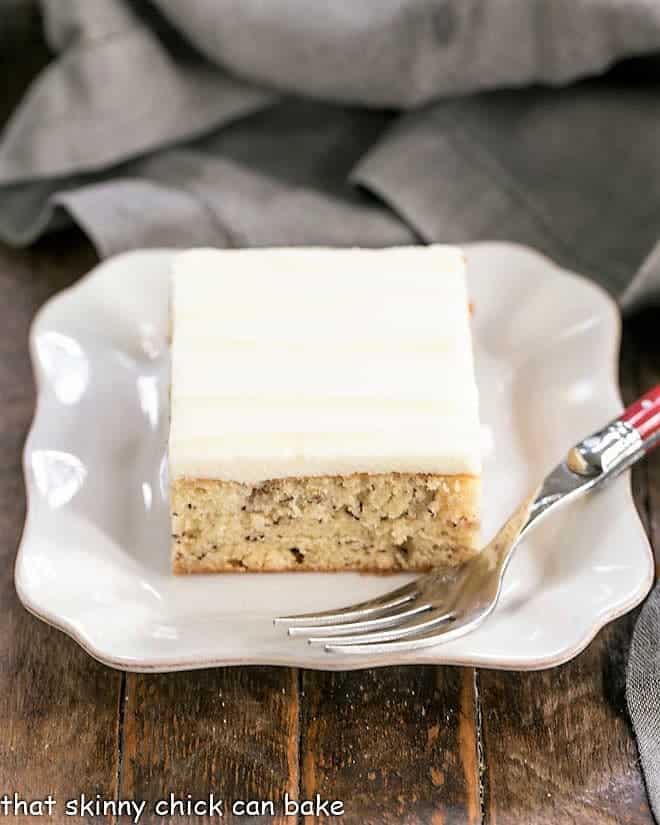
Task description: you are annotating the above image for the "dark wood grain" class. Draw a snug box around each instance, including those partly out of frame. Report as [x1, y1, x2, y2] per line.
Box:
[477, 324, 656, 825]
[479, 619, 653, 825]
[300, 667, 479, 825]
[119, 667, 300, 824]
[0, 235, 126, 817]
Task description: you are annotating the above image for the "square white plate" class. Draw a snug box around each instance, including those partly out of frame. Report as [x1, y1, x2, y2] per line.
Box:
[16, 243, 653, 672]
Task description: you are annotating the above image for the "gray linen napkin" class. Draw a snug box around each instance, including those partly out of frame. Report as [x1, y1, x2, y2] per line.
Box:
[1, 0, 659, 814]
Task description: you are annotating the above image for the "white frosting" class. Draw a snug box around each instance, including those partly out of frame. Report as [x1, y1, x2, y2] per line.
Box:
[169, 246, 481, 482]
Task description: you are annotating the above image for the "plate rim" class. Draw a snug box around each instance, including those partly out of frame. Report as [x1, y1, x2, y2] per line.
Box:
[15, 242, 655, 672]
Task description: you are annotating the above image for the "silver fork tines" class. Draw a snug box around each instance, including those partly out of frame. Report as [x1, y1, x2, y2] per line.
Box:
[274, 582, 419, 629]
[289, 602, 433, 639]
[307, 608, 455, 647]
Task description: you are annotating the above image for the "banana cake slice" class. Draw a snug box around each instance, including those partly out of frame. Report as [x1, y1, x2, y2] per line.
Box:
[169, 246, 481, 573]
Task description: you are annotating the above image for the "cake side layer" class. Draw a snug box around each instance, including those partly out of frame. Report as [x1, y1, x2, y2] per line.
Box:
[171, 473, 480, 574]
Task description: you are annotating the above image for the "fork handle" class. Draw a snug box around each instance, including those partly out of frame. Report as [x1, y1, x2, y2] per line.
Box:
[566, 385, 660, 480]
[497, 386, 660, 575]
[521, 384, 660, 539]
[620, 385, 660, 445]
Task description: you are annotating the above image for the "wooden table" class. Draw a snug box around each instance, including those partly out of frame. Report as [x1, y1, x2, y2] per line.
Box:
[1, 17, 659, 825]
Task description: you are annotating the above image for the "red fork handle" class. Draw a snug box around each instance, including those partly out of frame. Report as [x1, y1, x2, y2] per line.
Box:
[567, 385, 660, 479]
[620, 385, 660, 448]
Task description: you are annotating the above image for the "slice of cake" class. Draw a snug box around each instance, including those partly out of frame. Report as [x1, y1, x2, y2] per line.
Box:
[169, 246, 481, 573]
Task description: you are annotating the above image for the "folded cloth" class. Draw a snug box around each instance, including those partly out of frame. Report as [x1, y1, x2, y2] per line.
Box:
[0, 0, 659, 816]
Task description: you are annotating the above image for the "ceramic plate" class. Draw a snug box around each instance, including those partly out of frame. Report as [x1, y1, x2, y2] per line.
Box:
[16, 243, 654, 672]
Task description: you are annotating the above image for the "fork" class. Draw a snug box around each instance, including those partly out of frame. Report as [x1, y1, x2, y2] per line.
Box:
[275, 385, 660, 655]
